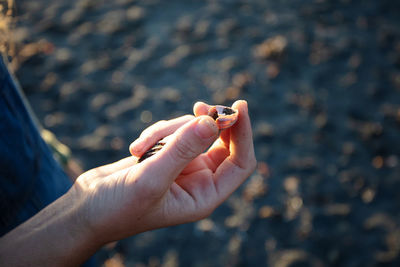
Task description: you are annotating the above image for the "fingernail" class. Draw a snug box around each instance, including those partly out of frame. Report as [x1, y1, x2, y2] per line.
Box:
[195, 117, 218, 139]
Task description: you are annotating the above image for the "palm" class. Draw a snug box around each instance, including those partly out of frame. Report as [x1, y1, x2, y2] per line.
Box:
[79, 100, 255, 240]
[160, 131, 232, 219]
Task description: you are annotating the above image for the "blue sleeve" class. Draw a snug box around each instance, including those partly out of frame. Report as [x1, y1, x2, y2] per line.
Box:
[0, 57, 72, 237]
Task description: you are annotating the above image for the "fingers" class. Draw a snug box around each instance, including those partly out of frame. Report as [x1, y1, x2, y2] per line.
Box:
[194, 100, 232, 160]
[193, 101, 211, 116]
[202, 143, 230, 172]
[129, 115, 194, 156]
[229, 100, 256, 169]
[141, 116, 219, 186]
[214, 100, 257, 199]
[132, 100, 255, 202]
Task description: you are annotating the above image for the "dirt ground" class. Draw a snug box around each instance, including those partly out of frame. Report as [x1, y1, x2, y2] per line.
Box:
[12, 0, 400, 266]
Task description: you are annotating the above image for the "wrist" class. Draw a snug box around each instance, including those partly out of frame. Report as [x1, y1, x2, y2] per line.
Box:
[67, 183, 107, 249]
[0, 187, 102, 266]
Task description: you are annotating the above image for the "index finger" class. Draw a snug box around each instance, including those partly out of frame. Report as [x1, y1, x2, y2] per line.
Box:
[193, 101, 211, 117]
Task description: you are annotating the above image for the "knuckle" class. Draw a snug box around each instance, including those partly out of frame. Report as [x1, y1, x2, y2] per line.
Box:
[243, 155, 257, 177]
[195, 199, 218, 220]
[140, 129, 150, 139]
[249, 156, 257, 172]
[181, 114, 195, 121]
[197, 205, 216, 220]
[133, 168, 165, 199]
[141, 134, 157, 148]
[142, 184, 164, 200]
[141, 120, 166, 137]
[173, 136, 199, 161]
[244, 150, 257, 168]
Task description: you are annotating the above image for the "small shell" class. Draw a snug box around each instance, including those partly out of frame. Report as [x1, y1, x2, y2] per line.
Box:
[207, 105, 238, 130]
[138, 104, 238, 163]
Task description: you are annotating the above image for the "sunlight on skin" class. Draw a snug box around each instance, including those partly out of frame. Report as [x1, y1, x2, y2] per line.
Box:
[0, 100, 256, 267]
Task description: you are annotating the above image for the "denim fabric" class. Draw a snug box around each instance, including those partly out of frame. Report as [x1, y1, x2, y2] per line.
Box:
[0, 58, 98, 266]
[0, 60, 71, 236]
[0, 57, 72, 236]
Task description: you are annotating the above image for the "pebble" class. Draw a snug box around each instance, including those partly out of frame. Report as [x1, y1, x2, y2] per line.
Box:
[254, 35, 288, 60]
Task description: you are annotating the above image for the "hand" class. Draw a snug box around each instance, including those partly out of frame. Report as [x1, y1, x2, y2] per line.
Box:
[0, 100, 256, 266]
[75, 100, 256, 243]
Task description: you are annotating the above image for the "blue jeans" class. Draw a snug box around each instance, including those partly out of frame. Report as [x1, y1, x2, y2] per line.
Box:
[0, 58, 96, 266]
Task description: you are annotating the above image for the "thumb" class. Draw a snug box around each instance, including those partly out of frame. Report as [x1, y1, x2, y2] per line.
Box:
[143, 116, 219, 182]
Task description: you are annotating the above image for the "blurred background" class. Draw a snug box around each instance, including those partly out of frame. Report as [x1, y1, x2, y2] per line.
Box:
[10, 0, 400, 266]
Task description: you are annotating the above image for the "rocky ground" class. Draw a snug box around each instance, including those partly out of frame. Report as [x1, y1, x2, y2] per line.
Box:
[12, 0, 400, 266]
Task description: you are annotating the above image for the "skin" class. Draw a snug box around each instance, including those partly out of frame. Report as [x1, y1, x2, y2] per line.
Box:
[0, 100, 257, 266]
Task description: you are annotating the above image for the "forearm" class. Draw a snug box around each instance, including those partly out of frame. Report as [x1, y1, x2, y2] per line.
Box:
[0, 190, 100, 267]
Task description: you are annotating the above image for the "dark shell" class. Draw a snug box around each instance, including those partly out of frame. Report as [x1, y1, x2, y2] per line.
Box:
[137, 140, 166, 163]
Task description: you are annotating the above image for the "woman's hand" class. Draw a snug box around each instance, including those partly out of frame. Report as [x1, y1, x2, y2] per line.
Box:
[0, 100, 256, 266]
[75, 100, 256, 243]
